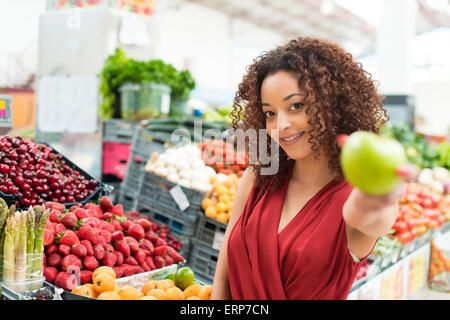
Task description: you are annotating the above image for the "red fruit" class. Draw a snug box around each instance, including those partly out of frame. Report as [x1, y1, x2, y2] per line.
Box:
[154, 256, 165, 269]
[99, 230, 112, 244]
[101, 212, 113, 221]
[69, 204, 82, 212]
[124, 256, 138, 266]
[128, 211, 140, 220]
[167, 246, 185, 263]
[59, 230, 80, 246]
[164, 255, 174, 266]
[124, 236, 138, 245]
[135, 266, 144, 274]
[61, 254, 82, 272]
[129, 242, 139, 255]
[99, 196, 114, 212]
[45, 201, 65, 212]
[154, 238, 167, 248]
[111, 231, 124, 243]
[140, 249, 151, 256]
[127, 224, 145, 241]
[58, 244, 71, 256]
[47, 253, 63, 267]
[114, 251, 124, 266]
[44, 267, 59, 283]
[145, 231, 158, 243]
[111, 204, 124, 217]
[46, 244, 58, 256]
[93, 244, 105, 261]
[99, 220, 115, 233]
[55, 272, 78, 291]
[141, 261, 151, 272]
[102, 251, 117, 267]
[122, 264, 138, 277]
[54, 223, 66, 235]
[76, 225, 98, 245]
[71, 243, 87, 258]
[43, 254, 47, 267]
[145, 256, 156, 270]
[97, 235, 107, 248]
[83, 256, 99, 271]
[81, 217, 101, 230]
[49, 210, 60, 223]
[110, 220, 123, 231]
[134, 250, 146, 266]
[79, 270, 92, 285]
[80, 240, 93, 256]
[121, 220, 132, 231]
[44, 228, 55, 247]
[59, 212, 78, 229]
[153, 245, 168, 257]
[136, 219, 152, 232]
[73, 208, 89, 220]
[115, 240, 130, 257]
[139, 239, 154, 254]
[113, 266, 124, 278]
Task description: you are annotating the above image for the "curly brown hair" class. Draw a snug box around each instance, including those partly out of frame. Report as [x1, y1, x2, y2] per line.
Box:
[230, 37, 388, 193]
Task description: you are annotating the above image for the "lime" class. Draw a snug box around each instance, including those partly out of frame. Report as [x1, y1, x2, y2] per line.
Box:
[175, 267, 195, 290]
[341, 131, 407, 195]
[165, 273, 176, 281]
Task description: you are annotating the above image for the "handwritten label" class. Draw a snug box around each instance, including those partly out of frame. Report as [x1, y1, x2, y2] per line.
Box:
[170, 185, 190, 211]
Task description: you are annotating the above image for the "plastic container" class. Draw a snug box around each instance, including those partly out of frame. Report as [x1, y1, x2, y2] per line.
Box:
[119, 83, 171, 120]
[186, 239, 219, 284]
[1, 276, 45, 294]
[194, 214, 227, 251]
[169, 98, 189, 118]
[102, 119, 137, 143]
[428, 222, 450, 292]
[116, 187, 137, 212]
[121, 148, 147, 191]
[101, 141, 132, 182]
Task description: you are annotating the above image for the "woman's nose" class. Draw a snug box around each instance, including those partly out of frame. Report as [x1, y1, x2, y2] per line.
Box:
[277, 112, 292, 131]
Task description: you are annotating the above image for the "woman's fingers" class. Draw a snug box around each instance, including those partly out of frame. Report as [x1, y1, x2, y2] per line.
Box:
[396, 164, 420, 182]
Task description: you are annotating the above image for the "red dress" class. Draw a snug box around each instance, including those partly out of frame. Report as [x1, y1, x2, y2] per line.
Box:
[227, 171, 373, 300]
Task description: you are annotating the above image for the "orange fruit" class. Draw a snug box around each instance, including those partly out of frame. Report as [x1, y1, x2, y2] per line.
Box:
[216, 185, 228, 197]
[166, 287, 185, 300]
[226, 201, 233, 211]
[216, 202, 227, 213]
[198, 285, 213, 300]
[156, 280, 173, 291]
[147, 288, 168, 300]
[93, 273, 115, 294]
[183, 284, 203, 299]
[165, 279, 175, 287]
[118, 285, 144, 300]
[218, 194, 230, 203]
[71, 285, 93, 298]
[228, 186, 236, 196]
[186, 296, 201, 300]
[209, 176, 218, 185]
[202, 198, 215, 210]
[141, 280, 159, 295]
[92, 266, 116, 282]
[205, 206, 217, 219]
[216, 213, 228, 224]
[228, 173, 238, 182]
[141, 296, 157, 300]
[97, 291, 121, 300]
[83, 283, 97, 298]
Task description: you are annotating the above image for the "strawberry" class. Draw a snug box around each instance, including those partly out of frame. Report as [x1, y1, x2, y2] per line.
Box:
[71, 243, 87, 258]
[97, 235, 107, 248]
[115, 240, 130, 257]
[141, 261, 151, 272]
[111, 231, 124, 243]
[47, 253, 62, 267]
[135, 266, 144, 274]
[76, 225, 98, 245]
[110, 220, 123, 231]
[43, 254, 47, 267]
[43, 266, 58, 283]
[93, 244, 105, 261]
[46, 244, 58, 256]
[59, 230, 80, 246]
[54, 223, 67, 235]
[128, 211, 140, 220]
[111, 204, 124, 217]
[73, 208, 89, 220]
[154, 256, 165, 269]
[136, 219, 152, 232]
[102, 251, 117, 267]
[49, 209, 60, 223]
[140, 249, 151, 256]
[79, 270, 92, 285]
[145, 231, 159, 243]
[83, 256, 99, 271]
[43, 227, 55, 247]
[127, 224, 145, 241]
[134, 250, 146, 266]
[61, 254, 82, 272]
[101, 212, 113, 221]
[121, 220, 132, 231]
[99, 220, 115, 233]
[153, 245, 168, 257]
[114, 251, 124, 266]
[99, 196, 114, 212]
[122, 264, 138, 277]
[145, 256, 156, 270]
[58, 244, 71, 256]
[69, 204, 82, 212]
[123, 256, 138, 266]
[81, 217, 101, 230]
[167, 246, 185, 263]
[124, 236, 138, 245]
[105, 243, 115, 253]
[99, 230, 112, 243]
[154, 238, 167, 248]
[59, 212, 78, 229]
[113, 266, 124, 278]
[164, 255, 174, 266]
[55, 272, 78, 291]
[80, 240, 93, 256]
[129, 242, 139, 255]
[45, 201, 65, 212]
[139, 239, 154, 254]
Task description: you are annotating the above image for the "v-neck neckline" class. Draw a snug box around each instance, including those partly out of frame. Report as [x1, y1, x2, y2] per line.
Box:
[276, 169, 339, 237]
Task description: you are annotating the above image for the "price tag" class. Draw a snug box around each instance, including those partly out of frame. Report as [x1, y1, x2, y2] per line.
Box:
[170, 185, 190, 211]
[160, 93, 171, 115]
[212, 230, 225, 251]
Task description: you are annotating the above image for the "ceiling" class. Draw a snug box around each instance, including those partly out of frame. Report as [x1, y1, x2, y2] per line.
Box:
[177, 0, 450, 57]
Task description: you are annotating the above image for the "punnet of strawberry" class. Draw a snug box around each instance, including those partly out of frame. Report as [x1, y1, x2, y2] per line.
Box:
[42, 196, 185, 292]
[0, 135, 100, 208]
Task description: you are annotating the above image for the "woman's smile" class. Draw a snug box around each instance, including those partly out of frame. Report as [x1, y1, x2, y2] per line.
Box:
[280, 131, 305, 146]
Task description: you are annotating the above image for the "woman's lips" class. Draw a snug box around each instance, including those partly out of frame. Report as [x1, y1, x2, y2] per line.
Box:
[280, 132, 304, 146]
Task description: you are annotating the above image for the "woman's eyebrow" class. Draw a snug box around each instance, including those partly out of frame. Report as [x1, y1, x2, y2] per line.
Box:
[261, 93, 304, 107]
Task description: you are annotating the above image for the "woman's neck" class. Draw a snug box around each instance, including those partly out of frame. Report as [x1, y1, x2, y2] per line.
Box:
[291, 152, 336, 188]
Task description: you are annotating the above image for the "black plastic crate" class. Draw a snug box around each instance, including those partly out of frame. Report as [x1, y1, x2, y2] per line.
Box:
[186, 239, 219, 284]
[0, 142, 110, 210]
[116, 187, 137, 212]
[131, 126, 178, 161]
[121, 149, 147, 191]
[102, 119, 137, 143]
[194, 214, 227, 251]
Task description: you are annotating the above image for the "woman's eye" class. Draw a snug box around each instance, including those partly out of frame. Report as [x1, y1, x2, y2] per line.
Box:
[289, 103, 304, 111]
[264, 111, 275, 118]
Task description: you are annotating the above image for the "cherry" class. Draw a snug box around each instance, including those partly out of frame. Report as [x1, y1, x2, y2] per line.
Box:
[22, 198, 31, 206]
[8, 186, 19, 194]
[50, 182, 59, 190]
[0, 164, 10, 174]
[35, 186, 43, 193]
[20, 184, 31, 192]
[59, 196, 66, 203]
[53, 189, 61, 197]
[0, 185, 8, 193]
[14, 176, 25, 186]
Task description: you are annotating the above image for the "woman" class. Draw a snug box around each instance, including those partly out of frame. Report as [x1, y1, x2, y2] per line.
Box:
[211, 37, 417, 300]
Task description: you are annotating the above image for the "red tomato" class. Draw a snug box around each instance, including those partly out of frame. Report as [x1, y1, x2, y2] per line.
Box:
[393, 221, 408, 234]
[422, 198, 433, 209]
[397, 232, 412, 244]
[237, 170, 244, 177]
[406, 194, 418, 203]
[410, 227, 418, 239]
[437, 215, 445, 226]
[215, 163, 225, 170]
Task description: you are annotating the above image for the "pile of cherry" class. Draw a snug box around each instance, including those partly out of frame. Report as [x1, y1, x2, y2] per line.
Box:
[0, 135, 98, 207]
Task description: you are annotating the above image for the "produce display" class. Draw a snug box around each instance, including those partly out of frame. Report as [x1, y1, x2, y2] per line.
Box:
[418, 167, 450, 194]
[0, 136, 99, 207]
[201, 105, 233, 124]
[0, 201, 50, 292]
[200, 140, 248, 177]
[70, 265, 212, 300]
[42, 197, 185, 292]
[429, 235, 450, 292]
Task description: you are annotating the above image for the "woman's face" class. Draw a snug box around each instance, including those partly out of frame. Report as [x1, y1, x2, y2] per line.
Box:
[261, 70, 315, 161]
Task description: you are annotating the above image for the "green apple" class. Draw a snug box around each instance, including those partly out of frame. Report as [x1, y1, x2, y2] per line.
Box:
[340, 131, 407, 195]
